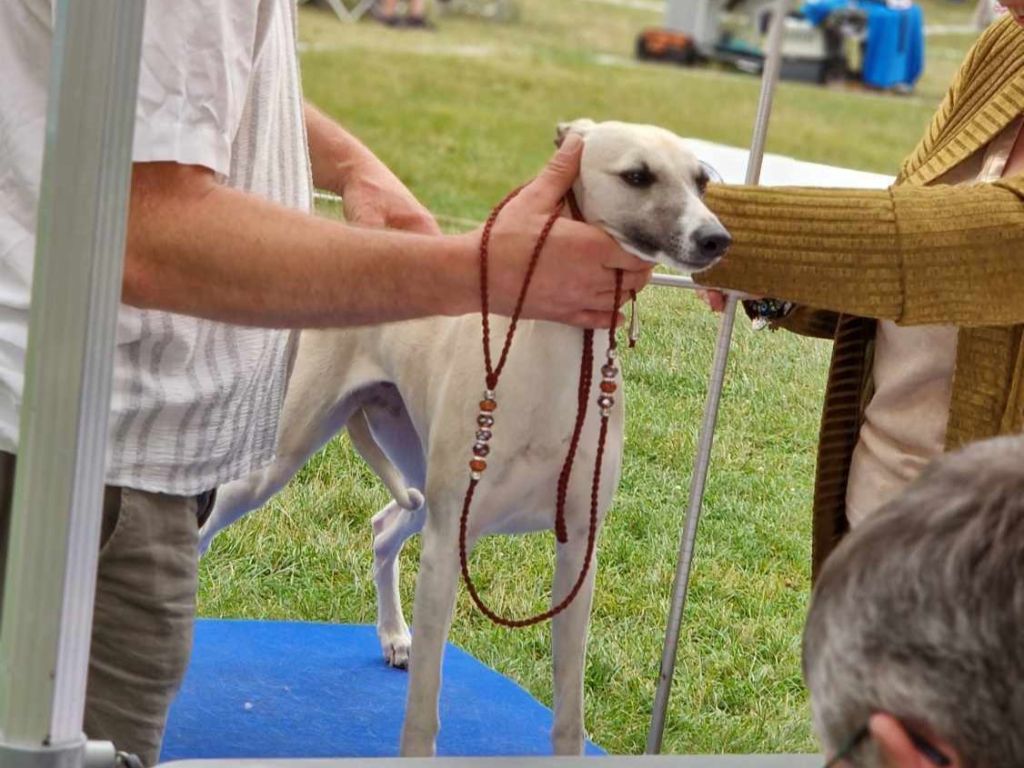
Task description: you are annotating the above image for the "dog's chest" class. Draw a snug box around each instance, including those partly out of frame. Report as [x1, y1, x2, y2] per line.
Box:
[449, 322, 624, 537]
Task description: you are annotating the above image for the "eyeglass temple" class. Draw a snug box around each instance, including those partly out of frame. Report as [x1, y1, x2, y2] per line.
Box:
[907, 728, 952, 767]
[823, 724, 870, 768]
[823, 723, 952, 768]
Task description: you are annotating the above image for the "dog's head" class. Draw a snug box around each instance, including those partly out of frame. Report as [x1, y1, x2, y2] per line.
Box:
[556, 119, 731, 273]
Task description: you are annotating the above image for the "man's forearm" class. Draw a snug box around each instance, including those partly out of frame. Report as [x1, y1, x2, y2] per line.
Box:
[124, 136, 655, 332]
[304, 101, 378, 193]
[124, 163, 475, 328]
[302, 101, 440, 235]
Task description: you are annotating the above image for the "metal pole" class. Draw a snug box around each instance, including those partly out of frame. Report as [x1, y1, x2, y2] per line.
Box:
[646, 0, 788, 753]
[0, 2, 145, 766]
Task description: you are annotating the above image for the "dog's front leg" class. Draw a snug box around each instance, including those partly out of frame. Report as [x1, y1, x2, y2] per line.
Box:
[399, 502, 460, 757]
[551, 534, 598, 755]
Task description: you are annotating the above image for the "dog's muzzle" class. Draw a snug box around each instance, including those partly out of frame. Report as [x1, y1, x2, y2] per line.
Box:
[693, 160, 731, 265]
[691, 223, 732, 264]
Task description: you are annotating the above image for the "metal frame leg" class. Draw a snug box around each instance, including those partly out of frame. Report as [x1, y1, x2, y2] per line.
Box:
[0, 1, 145, 766]
[321, 0, 378, 22]
[646, 294, 741, 753]
[646, 0, 789, 753]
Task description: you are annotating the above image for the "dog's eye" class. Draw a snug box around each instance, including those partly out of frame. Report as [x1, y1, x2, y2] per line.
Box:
[696, 172, 709, 197]
[620, 168, 656, 188]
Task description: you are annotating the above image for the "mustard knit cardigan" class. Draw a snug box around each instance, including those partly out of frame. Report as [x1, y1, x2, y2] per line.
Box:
[697, 16, 1024, 576]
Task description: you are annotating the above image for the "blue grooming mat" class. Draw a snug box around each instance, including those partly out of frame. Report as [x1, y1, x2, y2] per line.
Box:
[161, 620, 604, 761]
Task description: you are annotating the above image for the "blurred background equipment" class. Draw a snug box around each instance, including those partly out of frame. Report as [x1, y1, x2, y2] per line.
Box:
[436, 0, 520, 22]
[301, 0, 377, 23]
[636, 0, 925, 91]
[302, 0, 520, 24]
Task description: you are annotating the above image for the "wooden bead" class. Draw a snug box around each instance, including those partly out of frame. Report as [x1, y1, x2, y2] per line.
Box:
[479, 399, 498, 412]
[600, 380, 617, 394]
[470, 458, 488, 473]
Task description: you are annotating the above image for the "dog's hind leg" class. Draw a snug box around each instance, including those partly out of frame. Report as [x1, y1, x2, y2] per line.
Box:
[350, 399, 428, 668]
[400, 494, 461, 757]
[349, 407, 424, 512]
[550, 533, 599, 755]
[199, 338, 369, 554]
[372, 498, 424, 669]
[198, 453, 307, 555]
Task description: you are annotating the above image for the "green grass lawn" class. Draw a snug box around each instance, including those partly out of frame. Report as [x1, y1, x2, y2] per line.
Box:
[198, 0, 978, 756]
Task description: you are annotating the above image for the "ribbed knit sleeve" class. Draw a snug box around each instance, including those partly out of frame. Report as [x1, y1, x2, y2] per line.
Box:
[697, 176, 1024, 327]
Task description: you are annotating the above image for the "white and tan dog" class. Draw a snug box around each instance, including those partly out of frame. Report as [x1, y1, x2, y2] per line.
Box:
[199, 119, 730, 756]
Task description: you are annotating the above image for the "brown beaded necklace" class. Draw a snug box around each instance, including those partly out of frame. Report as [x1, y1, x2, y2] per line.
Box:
[458, 187, 622, 628]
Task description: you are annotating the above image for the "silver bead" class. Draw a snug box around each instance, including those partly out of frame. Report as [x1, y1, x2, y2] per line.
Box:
[471, 471, 482, 481]
[600, 407, 612, 418]
[607, 348, 618, 360]
[484, 389, 496, 401]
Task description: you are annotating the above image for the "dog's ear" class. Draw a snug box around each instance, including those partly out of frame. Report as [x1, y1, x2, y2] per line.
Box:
[555, 118, 597, 147]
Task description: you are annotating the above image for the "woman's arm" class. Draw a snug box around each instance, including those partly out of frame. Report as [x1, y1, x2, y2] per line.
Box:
[697, 175, 1024, 328]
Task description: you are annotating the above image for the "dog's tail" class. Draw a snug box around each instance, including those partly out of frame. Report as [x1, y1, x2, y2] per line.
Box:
[347, 408, 424, 512]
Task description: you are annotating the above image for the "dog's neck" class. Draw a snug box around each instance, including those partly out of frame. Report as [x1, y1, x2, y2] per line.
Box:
[566, 188, 585, 222]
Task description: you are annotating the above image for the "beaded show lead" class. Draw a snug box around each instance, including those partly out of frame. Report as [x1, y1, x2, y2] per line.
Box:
[458, 187, 623, 629]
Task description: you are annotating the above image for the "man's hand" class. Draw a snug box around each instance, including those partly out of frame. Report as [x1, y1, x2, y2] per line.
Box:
[341, 158, 441, 236]
[469, 134, 654, 328]
[696, 289, 728, 313]
[304, 101, 440, 236]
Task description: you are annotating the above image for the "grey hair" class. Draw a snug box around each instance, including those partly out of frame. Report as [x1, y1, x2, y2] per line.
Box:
[802, 436, 1024, 768]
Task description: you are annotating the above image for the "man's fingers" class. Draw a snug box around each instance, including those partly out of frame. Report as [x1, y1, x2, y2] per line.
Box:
[621, 268, 653, 293]
[598, 247, 656, 273]
[520, 133, 583, 210]
[563, 309, 625, 329]
[589, 267, 652, 297]
[696, 289, 727, 313]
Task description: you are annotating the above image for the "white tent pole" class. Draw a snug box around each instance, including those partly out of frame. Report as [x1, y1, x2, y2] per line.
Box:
[646, 0, 788, 753]
[0, 1, 146, 766]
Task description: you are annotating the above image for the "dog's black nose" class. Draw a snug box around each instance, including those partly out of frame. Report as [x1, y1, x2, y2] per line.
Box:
[693, 224, 732, 262]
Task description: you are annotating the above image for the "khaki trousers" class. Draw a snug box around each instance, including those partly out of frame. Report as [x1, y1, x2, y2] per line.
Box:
[0, 453, 212, 766]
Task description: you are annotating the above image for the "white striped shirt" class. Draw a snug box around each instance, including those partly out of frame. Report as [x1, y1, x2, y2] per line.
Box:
[0, 0, 311, 495]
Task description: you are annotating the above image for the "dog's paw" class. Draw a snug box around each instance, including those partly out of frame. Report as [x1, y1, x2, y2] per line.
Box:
[379, 627, 412, 669]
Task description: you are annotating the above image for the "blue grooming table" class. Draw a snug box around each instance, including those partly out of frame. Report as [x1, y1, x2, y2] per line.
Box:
[161, 620, 603, 761]
[162, 759, 823, 767]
